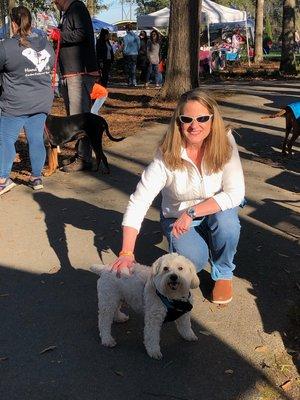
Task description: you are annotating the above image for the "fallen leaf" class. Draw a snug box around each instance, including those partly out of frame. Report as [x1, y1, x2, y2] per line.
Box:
[279, 379, 292, 391]
[114, 370, 124, 377]
[254, 345, 268, 353]
[225, 369, 234, 374]
[40, 346, 57, 354]
[199, 330, 211, 336]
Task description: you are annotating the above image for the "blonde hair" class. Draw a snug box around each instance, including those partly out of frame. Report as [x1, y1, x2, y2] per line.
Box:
[159, 89, 232, 174]
[10, 6, 32, 47]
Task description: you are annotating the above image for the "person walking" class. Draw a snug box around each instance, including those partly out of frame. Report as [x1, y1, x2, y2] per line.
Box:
[146, 30, 161, 88]
[112, 89, 245, 305]
[0, 6, 54, 195]
[96, 28, 114, 87]
[122, 23, 140, 87]
[49, 0, 99, 173]
[137, 30, 148, 85]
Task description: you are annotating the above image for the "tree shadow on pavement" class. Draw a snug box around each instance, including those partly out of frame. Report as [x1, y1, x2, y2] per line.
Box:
[32, 192, 165, 274]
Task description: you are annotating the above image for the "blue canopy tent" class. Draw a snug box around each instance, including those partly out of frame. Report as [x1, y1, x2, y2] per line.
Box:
[91, 18, 117, 33]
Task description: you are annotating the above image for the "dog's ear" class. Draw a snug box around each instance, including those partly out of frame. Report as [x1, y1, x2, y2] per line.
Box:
[151, 257, 163, 276]
[189, 262, 200, 289]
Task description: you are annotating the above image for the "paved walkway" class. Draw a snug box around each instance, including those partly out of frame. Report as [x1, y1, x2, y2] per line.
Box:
[0, 81, 299, 400]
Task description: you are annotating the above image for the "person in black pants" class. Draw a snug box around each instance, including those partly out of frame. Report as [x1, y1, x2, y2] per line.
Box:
[96, 28, 114, 87]
[137, 30, 148, 85]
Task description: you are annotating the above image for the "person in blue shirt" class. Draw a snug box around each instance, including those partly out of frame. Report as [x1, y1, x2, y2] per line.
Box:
[122, 23, 140, 87]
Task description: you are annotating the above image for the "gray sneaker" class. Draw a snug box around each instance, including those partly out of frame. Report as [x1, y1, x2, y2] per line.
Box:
[0, 178, 16, 196]
[28, 177, 43, 190]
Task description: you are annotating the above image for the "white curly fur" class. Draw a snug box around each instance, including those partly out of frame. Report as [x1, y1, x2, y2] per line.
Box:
[90, 253, 199, 359]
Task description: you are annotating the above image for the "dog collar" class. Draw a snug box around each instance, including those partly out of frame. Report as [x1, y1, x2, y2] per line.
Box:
[155, 289, 193, 323]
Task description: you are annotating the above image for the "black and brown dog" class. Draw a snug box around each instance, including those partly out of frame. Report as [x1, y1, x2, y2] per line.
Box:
[261, 102, 300, 155]
[44, 113, 124, 176]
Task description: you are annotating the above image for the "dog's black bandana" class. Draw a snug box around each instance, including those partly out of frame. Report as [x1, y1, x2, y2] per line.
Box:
[156, 289, 193, 323]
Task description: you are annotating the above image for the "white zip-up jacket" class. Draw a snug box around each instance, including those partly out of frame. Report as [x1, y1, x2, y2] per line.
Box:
[123, 132, 245, 232]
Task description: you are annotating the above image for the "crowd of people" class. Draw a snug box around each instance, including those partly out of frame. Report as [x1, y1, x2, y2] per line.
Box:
[0, 1, 245, 305]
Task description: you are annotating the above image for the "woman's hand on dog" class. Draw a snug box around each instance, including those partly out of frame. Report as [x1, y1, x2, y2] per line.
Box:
[172, 213, 193, 238]
[111, 255, 135, 277]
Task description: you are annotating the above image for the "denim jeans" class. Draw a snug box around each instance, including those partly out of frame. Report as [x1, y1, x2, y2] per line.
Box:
[91, 97, 107, 115]
[161, 207, 241, 280]
[0, 113, 47, 178]
[124, 55, 137, 85]
[60, 74, 97, 162]
[146, 63, 160, 85]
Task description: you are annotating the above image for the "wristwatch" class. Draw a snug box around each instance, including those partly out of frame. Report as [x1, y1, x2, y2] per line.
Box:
[186, 206, 197, 219]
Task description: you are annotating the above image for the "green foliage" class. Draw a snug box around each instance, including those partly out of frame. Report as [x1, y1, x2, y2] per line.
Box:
[136, 0, 169, 16]
[265, 13, 272, 40]
[213, 0, 256, 17]
[17, 0, 107, 14]
[83, 0, 108, 14]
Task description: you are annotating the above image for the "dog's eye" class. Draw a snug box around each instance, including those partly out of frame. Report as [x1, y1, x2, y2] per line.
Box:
[163, 266, 169, 271]
[178, 266, 183, 271]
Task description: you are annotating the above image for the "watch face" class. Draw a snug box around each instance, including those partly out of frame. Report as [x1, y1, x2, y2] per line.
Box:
[188, 207, 196, 218]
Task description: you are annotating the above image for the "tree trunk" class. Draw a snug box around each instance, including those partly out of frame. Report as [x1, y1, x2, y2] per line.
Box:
[280, 0, 297, 74]
[159, 0, 201, 100]
[254, 0, 264, 63]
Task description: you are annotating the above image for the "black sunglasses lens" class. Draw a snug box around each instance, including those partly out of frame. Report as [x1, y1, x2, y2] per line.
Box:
[196, 116, 210, 123]
[180, 116, 193, 123]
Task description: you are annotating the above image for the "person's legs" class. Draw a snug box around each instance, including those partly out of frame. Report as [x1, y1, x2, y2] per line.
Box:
[101, 60, 111, 87]
[62, 75, 96, 171]
[91, 96, 107, 115]
[0, 115, 24, 179]
[205, 207, 241, 304]
[206, 207, 241, 281]
[127, 56, 137, 86]
[161, 216, 209, 273]
[131, 55, 137, 86]
[24, 113, 47, 178]
[153, 64, 160, 86]
[146, 63, 153, 85]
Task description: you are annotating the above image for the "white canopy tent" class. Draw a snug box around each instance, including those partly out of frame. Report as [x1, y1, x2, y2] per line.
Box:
[137, 0, 250, 65]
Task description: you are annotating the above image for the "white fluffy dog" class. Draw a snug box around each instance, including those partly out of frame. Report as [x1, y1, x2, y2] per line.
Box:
[90, 253, 200, 359]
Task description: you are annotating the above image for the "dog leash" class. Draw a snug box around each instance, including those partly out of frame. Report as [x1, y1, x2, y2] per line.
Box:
[51, 34, 61, 89]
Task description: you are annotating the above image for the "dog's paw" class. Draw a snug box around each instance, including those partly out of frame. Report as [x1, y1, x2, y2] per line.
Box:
[101, 337, 117, 347]
[146, 348, 163, 360]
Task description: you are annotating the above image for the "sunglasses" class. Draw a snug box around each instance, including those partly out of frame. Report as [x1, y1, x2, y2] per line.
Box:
[179, 115, 213, 124]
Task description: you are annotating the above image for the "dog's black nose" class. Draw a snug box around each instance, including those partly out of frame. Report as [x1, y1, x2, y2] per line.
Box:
[169, 274, 178, 281]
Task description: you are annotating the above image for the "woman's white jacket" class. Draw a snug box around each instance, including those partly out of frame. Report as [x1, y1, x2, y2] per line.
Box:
[123, 132, 245, 232]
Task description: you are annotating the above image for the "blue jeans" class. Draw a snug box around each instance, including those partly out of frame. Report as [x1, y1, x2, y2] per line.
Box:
[91, 97, 107, 115]
[146, 63, 160, 85]
[0, 113, 47, 178]
[124, 55, 137, 85]
[161, 207, 241, 280]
